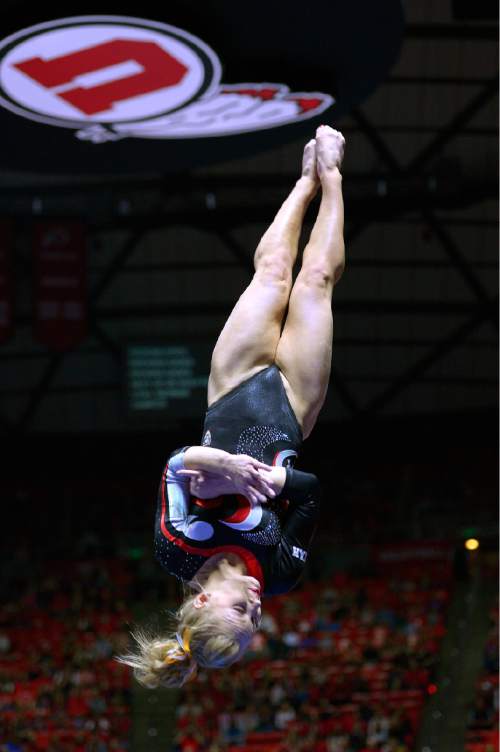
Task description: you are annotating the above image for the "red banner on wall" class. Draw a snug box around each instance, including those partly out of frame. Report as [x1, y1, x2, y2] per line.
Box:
[33, 220, 86, 350]
[0, 221, 14, 344]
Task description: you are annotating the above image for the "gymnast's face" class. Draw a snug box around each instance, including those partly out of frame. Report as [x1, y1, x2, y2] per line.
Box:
[194, 576, 262, 632]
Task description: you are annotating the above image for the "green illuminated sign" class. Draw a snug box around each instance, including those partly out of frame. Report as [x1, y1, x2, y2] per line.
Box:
[126, 343, 211, 417]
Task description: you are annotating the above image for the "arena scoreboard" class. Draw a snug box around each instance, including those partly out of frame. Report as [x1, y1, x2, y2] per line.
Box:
[125, 343, 211, 420]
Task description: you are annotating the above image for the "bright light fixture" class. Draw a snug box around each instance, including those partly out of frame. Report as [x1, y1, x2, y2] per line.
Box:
[464, 538, 480, 551]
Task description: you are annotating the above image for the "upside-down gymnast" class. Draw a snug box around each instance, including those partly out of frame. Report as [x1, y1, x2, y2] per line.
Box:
[118, 125, 346, 687]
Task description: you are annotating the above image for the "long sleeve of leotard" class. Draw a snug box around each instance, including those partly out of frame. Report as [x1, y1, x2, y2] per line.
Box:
[158, 447, 192, 529]
[155, 446, 210, 583]
[269, 468, 322, 593]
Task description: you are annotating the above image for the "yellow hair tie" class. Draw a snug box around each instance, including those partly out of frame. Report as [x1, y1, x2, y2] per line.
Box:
[179, 627, 192, 657]
[163, 628, 192, 665]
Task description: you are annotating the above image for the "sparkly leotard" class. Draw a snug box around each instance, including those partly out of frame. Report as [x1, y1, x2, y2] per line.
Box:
[201, 365, 303, 467]
[154, 366, 320, 596]
[154, 450, 321, 596]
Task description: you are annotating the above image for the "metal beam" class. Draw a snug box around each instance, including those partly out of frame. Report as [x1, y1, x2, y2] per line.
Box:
[358, 310, 490, 417]
[0, 335, 496, 363]
[3, 383, 119, 397]
[216, 230, 255, 273]
[86, 300, 497, 319]
[344, 124, 497, 136]
[343, 375, 497, 386]
[422, 208, 498, 330]
[2, 373, 498, 399]
[329, 367, 360, 415]
[93, 258, 498, 273]
[388, 75, 498, 86]
[5, 375, 496, 400]
[405, 24, 498, 40]
[350, 108, 402, 173]
[71, 181, 494, 235]
[89, 321, 122, 363]
[406, 77, 499, 173]
[0, 170, 497, 198]
[91, 228, 146, 303]
[103, 260, 241, 273]
[17, 353, 65, 432]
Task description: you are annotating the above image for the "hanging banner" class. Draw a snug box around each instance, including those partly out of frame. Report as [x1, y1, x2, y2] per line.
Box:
[0, 220, 14, 343]
[33, 220, 86, 350]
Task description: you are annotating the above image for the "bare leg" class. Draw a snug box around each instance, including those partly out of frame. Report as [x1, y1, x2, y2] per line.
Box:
[275, 126, 345, 438]
[208, 141, 318, 405]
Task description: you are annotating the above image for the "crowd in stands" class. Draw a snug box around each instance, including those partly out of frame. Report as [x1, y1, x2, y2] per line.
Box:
[1, 447, 496, 752]
[0, 552, 132, 751]
[172, 569, 451, 752]
[465, 597, 499, 752]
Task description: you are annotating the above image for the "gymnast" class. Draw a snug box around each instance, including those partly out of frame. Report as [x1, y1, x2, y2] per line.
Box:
[117, 125, 346, 687]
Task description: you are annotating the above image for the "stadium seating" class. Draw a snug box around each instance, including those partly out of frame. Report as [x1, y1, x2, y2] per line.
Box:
[0, 558, 133, 751]
[174, 569, 452, 751]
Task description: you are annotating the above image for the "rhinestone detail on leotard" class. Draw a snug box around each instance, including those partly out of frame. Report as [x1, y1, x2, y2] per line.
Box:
[236, 425, 290, 462]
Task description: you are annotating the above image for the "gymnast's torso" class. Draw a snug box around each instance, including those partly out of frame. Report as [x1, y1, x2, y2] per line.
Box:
[155, 450, 320, 596]
[201, 365, 303, 467]
[154, 367, 320, 597]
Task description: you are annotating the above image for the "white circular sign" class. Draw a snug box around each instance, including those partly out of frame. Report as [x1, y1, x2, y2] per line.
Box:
[0, 15, 221, 127]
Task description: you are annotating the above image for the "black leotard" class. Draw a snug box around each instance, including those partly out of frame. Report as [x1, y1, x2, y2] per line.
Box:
[200, 365, 302, 467]
[154, 448, 321, 596]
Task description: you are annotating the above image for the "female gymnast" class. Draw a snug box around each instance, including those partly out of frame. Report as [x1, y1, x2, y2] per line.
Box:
[117, 125, 346, 687]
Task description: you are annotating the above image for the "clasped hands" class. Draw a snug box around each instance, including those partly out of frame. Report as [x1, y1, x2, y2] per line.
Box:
[178, 454, 284, 505]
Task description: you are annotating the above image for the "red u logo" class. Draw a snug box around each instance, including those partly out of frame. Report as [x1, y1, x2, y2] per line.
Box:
[15, 39, 188, 115]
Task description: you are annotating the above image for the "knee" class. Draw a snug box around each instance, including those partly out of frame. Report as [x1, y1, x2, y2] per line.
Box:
[254, 254, 292, 287]
[302, 256, 345, 289]
[297, 264, 340, 291]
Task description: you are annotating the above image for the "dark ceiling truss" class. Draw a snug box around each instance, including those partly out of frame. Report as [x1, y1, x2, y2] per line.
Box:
[4, 202, 497, 432]
[88, 227, 147, 364]
[421, 208, 497, 329]
[1, 335, 497, 363]
[0, 29, 497, 434]
[332, 74, 498, 417]
[388, 76, 498, 86]
[90, 228, 147, 303]
[405, 24, 498, 40]
[407, 76, 498, 174]
[357, 308, 493, 418]
[1, 372, 497, 400]
[16, 352, 65, 432]
[93, 256, 498, 273]
[10, 299, 497, 323]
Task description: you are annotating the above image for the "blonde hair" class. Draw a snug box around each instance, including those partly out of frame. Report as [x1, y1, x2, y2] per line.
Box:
[115, 568, 255, 689]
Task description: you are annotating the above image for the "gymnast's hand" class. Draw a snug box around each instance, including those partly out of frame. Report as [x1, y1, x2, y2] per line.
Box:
[178, 454, 276, 504]
[177, 470, 238, 500]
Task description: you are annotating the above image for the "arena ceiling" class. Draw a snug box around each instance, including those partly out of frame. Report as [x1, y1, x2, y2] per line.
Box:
[0, 1, 497, 434]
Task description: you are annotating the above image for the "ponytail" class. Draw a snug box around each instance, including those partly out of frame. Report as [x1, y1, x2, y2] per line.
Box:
[115, 577, 251, 688]
[116, 625, 197, 689]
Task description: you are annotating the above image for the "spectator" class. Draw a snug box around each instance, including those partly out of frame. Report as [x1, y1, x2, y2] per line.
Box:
[367, 706, 391, 746]
[274, 700, 296, 730]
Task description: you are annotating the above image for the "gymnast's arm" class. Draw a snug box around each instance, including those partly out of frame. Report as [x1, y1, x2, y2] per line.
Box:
[269, 468, 322, 588]
[179, 446, 275, 503]
[160, 449, 192, 527]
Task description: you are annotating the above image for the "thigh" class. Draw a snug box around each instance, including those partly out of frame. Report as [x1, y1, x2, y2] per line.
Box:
[208, 270, 290, 405]
[274, 281, 333, 438]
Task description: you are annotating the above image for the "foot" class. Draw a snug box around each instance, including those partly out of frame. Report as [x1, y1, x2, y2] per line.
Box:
[316, 125, 345, 178]
[300, 138, 320, 194]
